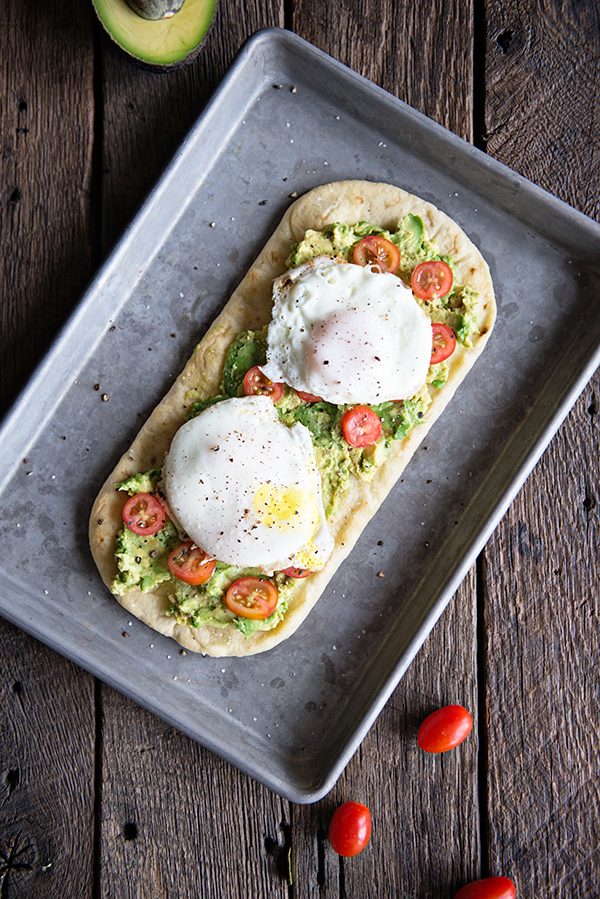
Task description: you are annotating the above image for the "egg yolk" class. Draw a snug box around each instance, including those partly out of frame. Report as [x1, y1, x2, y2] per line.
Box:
[253, 483, 316, 532]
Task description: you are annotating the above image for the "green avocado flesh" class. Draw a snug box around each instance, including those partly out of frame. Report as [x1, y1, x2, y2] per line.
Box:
[92, 0, 217, 66]
[113, 215, 478, 636]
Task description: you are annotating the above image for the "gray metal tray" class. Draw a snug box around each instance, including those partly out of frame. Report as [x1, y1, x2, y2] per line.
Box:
[1, 29, 598, 803]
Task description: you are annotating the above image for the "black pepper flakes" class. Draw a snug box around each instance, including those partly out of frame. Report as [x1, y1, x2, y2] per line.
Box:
[93, 384, 100, 391]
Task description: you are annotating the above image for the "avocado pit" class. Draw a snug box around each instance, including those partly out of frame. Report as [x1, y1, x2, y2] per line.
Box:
[126, 0, 184, 20]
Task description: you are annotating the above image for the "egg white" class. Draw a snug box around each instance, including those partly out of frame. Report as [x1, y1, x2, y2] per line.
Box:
[163, 396, 333, 574]
[260, 256, 432, 403]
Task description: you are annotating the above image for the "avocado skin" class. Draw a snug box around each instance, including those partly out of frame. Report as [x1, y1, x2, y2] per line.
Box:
[92, 0, 218, 72]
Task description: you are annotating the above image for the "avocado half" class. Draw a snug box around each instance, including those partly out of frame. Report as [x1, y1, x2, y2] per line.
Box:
[92, 0, 218, 69]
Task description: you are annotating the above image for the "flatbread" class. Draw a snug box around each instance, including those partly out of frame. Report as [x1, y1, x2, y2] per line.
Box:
[89, 180, 496, 657]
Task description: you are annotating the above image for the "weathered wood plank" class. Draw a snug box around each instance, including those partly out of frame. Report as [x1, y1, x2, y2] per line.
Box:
[0, 1, 96, 411]
[0, 3, 96, 897]
[291, 3, 480, 896]
[95, 4, 290, 898]
[0, 626, 95, 898]
[482, 0, 599, 893]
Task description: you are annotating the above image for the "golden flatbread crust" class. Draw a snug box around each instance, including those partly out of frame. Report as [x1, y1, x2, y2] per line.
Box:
[89, 180, 496, 657]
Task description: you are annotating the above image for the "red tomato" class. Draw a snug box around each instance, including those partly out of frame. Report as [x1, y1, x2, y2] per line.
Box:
[411, 260, 453, 300]
[453, 876, 517, 899]
[417, 704, 473, 753]
[341, 406, 382, 448]
[225, 577, 278, 619]
[296, 390, 324, 403]
[167, 541, 216, 586]
[122, 493, 166, 536]
[328, 801, 372, 857]
[243, 366, 284, 402]
[431, 322, 457, 364]
[282, 566, 312, 579]
[352, 235, 400, 273]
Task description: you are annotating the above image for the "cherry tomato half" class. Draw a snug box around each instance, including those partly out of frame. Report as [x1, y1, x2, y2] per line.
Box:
[281, 566, 312, 579]
[243, 366, 284, 402]
[431, 322, 457, 364]
[341, 406, 382, 448]
[417, 704, 474, 753]
[453, 876, 517, 899]
[296, 390, 324, 403]
[225, 577, 278, 620]
[352, 235, 400, 273]
[122, 493, 166, 536]
[411, 260, 453, 300]
[167, 541, 216, 586]
[328, 801, 372, 857]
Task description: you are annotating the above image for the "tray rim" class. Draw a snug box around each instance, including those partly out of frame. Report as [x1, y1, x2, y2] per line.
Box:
[0, 27, 599, 804]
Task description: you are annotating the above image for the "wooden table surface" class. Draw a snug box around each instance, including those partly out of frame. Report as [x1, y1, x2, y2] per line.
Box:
[1, 2, 598, 897]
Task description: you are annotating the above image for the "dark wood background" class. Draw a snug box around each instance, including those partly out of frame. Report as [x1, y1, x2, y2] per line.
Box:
[1, 1, 598, 896]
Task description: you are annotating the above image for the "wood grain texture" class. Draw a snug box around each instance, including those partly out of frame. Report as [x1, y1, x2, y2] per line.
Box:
[291, 2, 479, 896]
[97, 691, 290, 899]
[483, 0, 600, 893]
[484, 0, 600, 206]
[0, 623, 95, 899]
[292, 0, 474, 139]
[0, 3, 96, 898]
[0, 0, 96, 412]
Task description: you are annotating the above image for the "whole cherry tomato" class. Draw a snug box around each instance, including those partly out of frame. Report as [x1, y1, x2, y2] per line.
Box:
[328, 801, 372, 857]
[453, 876, 517, 899]
[417, 704, 473, 753]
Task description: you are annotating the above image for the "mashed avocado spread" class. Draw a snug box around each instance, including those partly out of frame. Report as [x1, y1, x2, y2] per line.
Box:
[112, 215, 477, 636]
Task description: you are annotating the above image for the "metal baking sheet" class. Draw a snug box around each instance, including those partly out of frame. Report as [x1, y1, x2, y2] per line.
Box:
[0, 29, 598, 803]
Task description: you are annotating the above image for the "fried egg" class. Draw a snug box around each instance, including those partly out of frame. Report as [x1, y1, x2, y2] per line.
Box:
[260, 257, 432, 403]
[163, 396, 333, 574]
